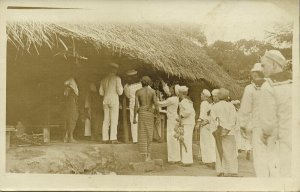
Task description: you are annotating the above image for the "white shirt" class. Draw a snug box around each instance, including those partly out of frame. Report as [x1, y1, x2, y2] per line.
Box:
[99, 73, 123, 105]
[157, 96, 179, 120]
[210, 100, 236, 135]
[199, 100, 211, 121]
[179, 98, 195, 125]
[124, 82, 142, 107]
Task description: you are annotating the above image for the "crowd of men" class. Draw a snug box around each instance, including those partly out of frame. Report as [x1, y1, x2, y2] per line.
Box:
[63, 49, 292, 177]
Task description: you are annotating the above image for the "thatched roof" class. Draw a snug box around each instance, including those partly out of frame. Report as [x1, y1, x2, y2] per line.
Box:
[6, 21, 243, 97]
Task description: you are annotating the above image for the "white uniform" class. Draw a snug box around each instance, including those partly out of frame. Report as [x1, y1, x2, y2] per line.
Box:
[179, 98, 195, 164]
[99, 74, 123, 141]
[239, 83, 268, 177]
[124, 82, 142, 143]
[199, 100, 216, 163]
[259, 73, 292, 177]
[158, 96, 180, 162]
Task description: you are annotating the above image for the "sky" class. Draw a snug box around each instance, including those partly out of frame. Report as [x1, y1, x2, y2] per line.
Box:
[5, 0, 296, 44]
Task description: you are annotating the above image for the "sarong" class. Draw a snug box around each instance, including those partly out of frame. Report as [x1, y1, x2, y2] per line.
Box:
[138, 106, 155, 154]
[216, 135, 238, 174]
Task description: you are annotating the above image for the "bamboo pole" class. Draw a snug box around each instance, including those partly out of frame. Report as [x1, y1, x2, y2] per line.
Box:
[122, 95, 129, 143]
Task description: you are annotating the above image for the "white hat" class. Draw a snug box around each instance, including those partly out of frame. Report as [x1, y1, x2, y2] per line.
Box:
[174, 84, 180, 96]
[126, 69, 138, 76]
[251, 63, 263, 72]
[109, 62, 119, 68]
[202, 89, 211, 97]
[211, 89, 219, 96]
[178, 86, 189, 93]
[64, 78, 79, 96]
[263, 50, 286, 68]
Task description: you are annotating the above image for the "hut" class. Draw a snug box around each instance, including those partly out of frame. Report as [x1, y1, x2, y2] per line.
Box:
[6, 19, 243, 142]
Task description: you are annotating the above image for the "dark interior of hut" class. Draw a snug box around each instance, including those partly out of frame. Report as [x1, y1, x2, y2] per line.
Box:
[6, 39, 215, 142]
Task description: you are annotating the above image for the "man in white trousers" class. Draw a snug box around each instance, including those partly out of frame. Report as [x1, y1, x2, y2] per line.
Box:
[178, 86, 195, 166]
[158, 85, 180, 164]
[124, 70, 142, 144]
[259, 50, 292, 177]
[239, 63, 268, 177]
[196, 89, 216, 169]
[99, 63, 123, 144]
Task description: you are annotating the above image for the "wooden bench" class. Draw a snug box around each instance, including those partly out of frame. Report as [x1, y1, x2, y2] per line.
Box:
[6, 125, 16, 149]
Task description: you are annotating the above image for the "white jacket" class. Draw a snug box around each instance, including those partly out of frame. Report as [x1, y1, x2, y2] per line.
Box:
[239, 83, 263, 131]
[179, 98, 195, 125]
[99, 74, 123, 105]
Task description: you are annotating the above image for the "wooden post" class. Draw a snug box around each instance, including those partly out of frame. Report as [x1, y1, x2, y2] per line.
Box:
[122, 95, 129, 143]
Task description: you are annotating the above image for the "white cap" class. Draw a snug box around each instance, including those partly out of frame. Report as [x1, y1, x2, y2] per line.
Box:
[211, 89, 219, 96]
[263, 50, 286, 68]
[178, 86, 189, 93]
[109, 62, 119, 68]
[126, 69, 138, 76]
[251, 63, 263, 72]
[202, 89, 211, 97]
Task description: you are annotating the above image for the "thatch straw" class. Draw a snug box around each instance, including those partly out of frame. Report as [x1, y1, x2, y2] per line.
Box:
[6, 21, 243, 97]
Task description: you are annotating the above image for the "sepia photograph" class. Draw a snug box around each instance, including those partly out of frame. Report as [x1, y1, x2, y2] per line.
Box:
[0, 0, 299, 191]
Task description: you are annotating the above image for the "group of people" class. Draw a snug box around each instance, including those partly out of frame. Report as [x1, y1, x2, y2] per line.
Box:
[195, 49, 292, 177]
[63, 49, 292, 177]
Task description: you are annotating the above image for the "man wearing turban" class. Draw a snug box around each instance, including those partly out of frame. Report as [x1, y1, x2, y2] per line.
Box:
[177, 86, 196, 166]
[196, 89, 216, 169]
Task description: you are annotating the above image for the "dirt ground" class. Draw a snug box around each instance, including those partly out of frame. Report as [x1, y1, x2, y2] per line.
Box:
[6, 141, 255, 177]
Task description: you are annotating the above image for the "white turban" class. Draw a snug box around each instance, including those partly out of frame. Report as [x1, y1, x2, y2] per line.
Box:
[178, 86, 189, 93]
[202, 89, 211, 97]
[211, 89, 219, 96]
[64, 78, 79, 96]
[263, 50, 286, 68]
[251, 63, 263, 72]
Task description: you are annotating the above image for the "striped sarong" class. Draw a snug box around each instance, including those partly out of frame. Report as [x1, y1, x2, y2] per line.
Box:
[138, 106, 155, 155]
